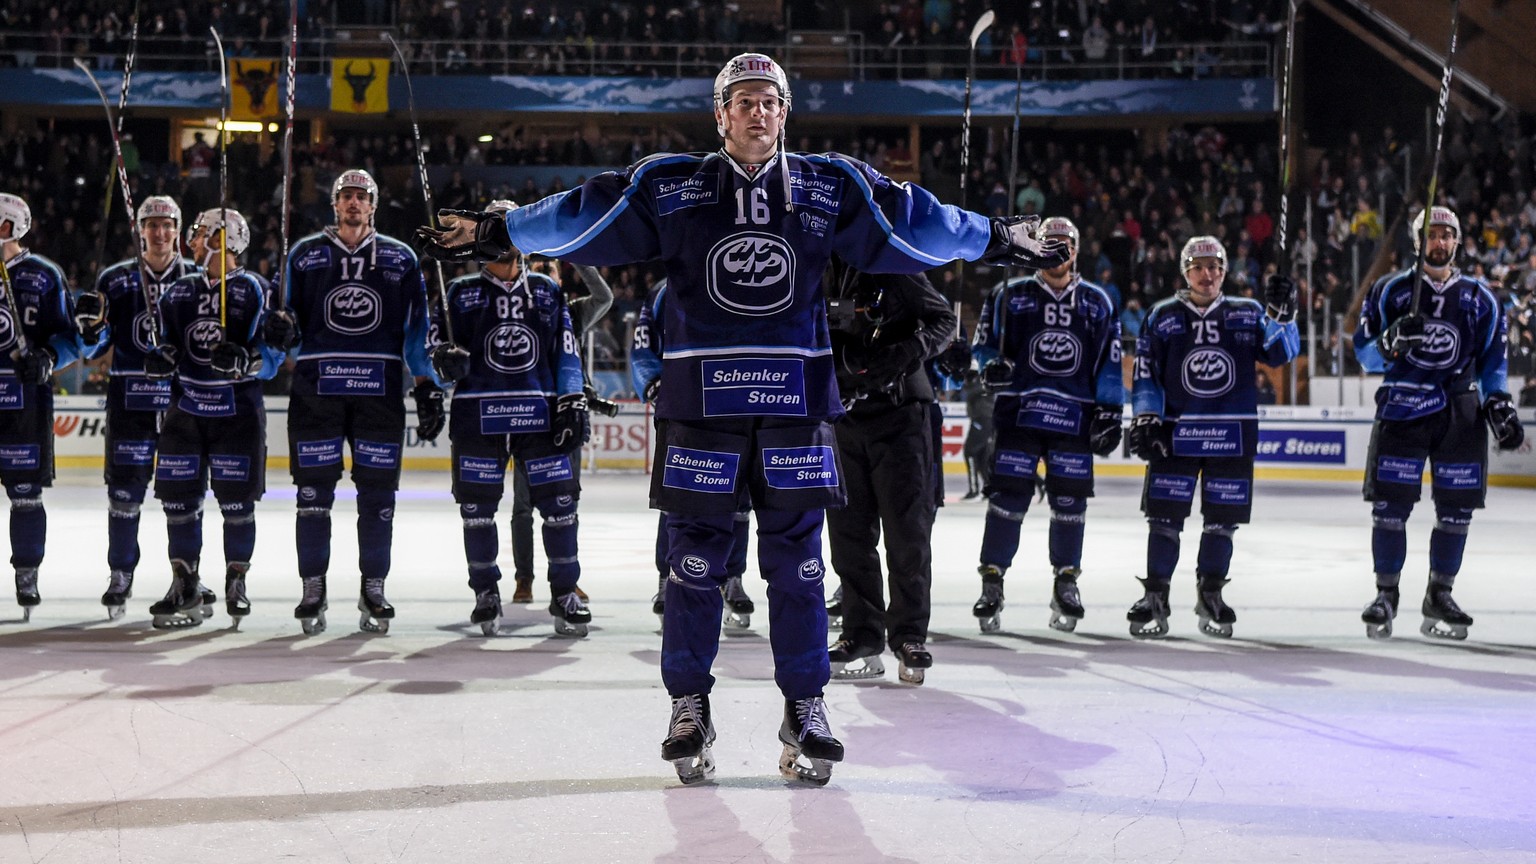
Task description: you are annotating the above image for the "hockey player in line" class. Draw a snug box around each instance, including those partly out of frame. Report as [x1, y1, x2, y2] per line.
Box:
[631, 278, 757, 632]
[142, 208, 282, 629]
[0, 193, 89, 622]
[78, 196, 202, 621]
[416, 53, 1068, 787]
[1352, 205, 1523, 640]
[1126, 236, 1298, 639]
[265, 170, 440, 636]
[429, 200, 593, 638]
[969, 217, 1123, 635]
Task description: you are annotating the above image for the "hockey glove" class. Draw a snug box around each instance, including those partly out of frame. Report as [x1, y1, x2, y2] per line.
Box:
[413, 382, 447, 443]
[262, 307, 300, 352]
[209, 341, 259, 380]
[1381, 314, 1425, 361]
[585, 385, 622, 417]
[415, 209, 514, 263]
[144, 344, 178, 378]
[1484, 392, 1525, 451]
[981, 358, 1014, 392]
[1089, 404, 1125, 457]
[74, 289, 108, 343]
[642, 377, 661, 404]
[934, 339, 972, 379]
[859, 340, 923, 392]
[430, 342, 472, 383]
[1264, 274, 1296, 324]
[1127, 414, 1171, 461]
[552, 392, 591, 454]
[981, 215, 1072, 270]
[11, 346, 55, 385]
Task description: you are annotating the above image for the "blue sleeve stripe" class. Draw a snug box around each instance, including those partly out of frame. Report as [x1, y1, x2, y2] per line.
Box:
[818, 154, 988, 266]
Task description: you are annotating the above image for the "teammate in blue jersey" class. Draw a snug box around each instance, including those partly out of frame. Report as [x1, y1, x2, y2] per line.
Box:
[417, 52, 1069, 786]
[142, 208, 281, 629]
[0, 192, 87, 622]
[428, 200, 592, 637]
[1351, 205, 1522, 640]
[267, 169, 439, 635]
[631, 278, 756, 631]
[77, 195, 202, 620]
[970, 217, 1124, 635]
[1126, 235, 1299, 639]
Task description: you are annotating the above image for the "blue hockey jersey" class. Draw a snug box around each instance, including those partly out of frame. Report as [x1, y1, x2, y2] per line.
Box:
[629, 279, 667, 399]
[1133, 295, 1299, 458]
[972, 274, 1123, 436]
[501, 149, 993, 422]
[156, 268, 279, 417]
[1352, 267, 1507, 421]
[0, 250, 85, 378]
[89, 256, 198, 412]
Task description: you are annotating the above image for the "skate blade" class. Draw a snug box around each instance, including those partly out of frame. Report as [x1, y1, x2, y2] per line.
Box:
[229, 616, 242, 631]
[1128, 618, 1169, 639]
[105, 604, 126, 622]
[1048, 611, 1080, 633]
[723, 611, 751, 630]
[826, 614, 842, 631]
[359, 616, 390, 634]
[1419, 617, 1468, 641]
[1364, 619, 1394, 640]
[553, 619, 589, 638]
[670, 749, 716, 785]
[977, 614, 1001, 634]
[1197, 617, 1233, 639]
[778, 745, 834, 786]
[300, 613, 328, 635]
[476, 616, 500, 636]
[151, 612, 204, 630]
[831, 656, 885, 681]
[897, 664, 925, 686]
[199, 604, 215, 619]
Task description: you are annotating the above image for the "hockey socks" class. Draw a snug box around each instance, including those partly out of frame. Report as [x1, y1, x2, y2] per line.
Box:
[7, 485, 45, 571]
[1047, 496, 1086, 570]
[357, 488, 395, 582]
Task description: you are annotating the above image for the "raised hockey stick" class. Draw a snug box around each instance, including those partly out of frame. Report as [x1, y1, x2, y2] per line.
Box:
[275, 0, 298, 315]
[386, 33, 457, 347]
[211, 26, 230, 334]
[88, 0, 140, 279]
[959, 9, 996, 212]
[1273, 0, 1297, 275]
[1407, 0, 1460, 318]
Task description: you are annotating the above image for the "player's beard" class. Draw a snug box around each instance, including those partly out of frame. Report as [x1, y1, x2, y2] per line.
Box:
[1426, 247, 1453, 268]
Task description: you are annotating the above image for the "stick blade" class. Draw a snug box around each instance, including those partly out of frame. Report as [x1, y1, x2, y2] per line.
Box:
[970, 10, 996, 47]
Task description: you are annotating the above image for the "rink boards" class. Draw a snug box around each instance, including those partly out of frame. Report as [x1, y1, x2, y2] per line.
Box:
[47, 397, 1536, 486]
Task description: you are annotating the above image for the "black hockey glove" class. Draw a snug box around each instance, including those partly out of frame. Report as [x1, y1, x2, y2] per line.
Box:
[1484, 392, 1525, 451]
[262, 307, 300, 352]
[859, 340, 923, 392]
[1381, 314, 1425, 361]
[934, 338, 972, 379]
[430, 342, 472, 383]
[11, 346, 56, 385]
[552, 392, 591, 454]
[74, 289, 108, 343]
[413, 381, 447, 443]
[1089, 404, 1125, 457]
[1264, 274, 1296, 324]
[1127, 414, 1171, 461]
[209, 341, 259, 380]
[144, 344, 178, 378]
[415, 209, 514, 263]
[981, 358, 1014, 392]
[981, 215, 1072, 270]
[642, 377, 661, 404]
[584, 384, 621, 417]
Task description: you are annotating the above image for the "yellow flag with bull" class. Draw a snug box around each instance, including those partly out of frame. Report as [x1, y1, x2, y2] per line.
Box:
[331, 58, 390, 114]
[230, 58, 280, 120]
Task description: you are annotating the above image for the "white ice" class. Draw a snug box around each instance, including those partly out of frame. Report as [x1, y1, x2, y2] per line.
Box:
[1, 468, 1533, 863]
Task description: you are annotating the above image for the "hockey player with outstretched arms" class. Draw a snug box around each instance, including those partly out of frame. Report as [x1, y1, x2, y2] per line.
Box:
[969, 217, 1123, 635]
[1126, 236, 1299, 639]
[1351, 205, 1522, 640]
[78, 196, 201, 621]
[0, 192, 88, 622]
[267, 170, 439, 635]
[430, 200, 592, 638]
[416, 52, 1069, 787]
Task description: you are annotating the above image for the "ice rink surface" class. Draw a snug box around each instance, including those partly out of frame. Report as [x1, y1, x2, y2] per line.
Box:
[1, 467, 1533, 863]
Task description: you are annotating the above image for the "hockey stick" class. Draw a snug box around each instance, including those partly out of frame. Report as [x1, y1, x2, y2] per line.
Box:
[1005, 60, 1023, 219]
[275, 0, 298, 315]
[959, 9, 996, 212]
[1407, 0, 1460, 317]
[89, 0, 141, 279]
[386, 33, 457, 347]
[211, 26, 230, 334]
[0, 253, 26, 355]
[1273, 0, 1297, 276]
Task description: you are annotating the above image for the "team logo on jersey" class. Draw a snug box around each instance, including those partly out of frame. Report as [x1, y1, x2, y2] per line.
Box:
[324, 284, 382, 335]
[484, 322, 538, 373]
[0, 308, 14, 352]
[706, 232, 796, 316]
[1407, 321, 1460, 370]
[132, 310, 156, 353]
[1181, 347, 1235, 398]
[186, 318, 224, 364]
[1028, 330, 1082, 376]
[680, 555, 709, 578]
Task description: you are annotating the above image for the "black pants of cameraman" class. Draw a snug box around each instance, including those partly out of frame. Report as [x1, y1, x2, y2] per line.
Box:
[826, 400, 935, 653]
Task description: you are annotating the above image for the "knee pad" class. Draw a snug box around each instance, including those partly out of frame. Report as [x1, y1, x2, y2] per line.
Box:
[1433, 505, 1473, 535]
[108, 498, 141, 520]
[1148, 517, 1183, 539]
[218, 500, 256, 525]
[357, 487, 396, 521]
[108, 484, 148, 506]
[6, 482, 41, 510]
[460, 501, 498, 527]
[1371, 499, 1412, 532]
[163, 498, 205, 525]
[987, 492, 1032, 522]
[1201, 522, 1238, 538]
[296, 484, 336, 519]
[1050, 495, 1086, 523]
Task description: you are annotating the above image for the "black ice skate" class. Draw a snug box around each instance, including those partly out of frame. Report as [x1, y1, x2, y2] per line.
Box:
[825, 584, 843, 631]
[1049, 566, 1085, 633]
[197, 583, 217, 619]
[15, 568, 40, 622]
[358, 577, 394, 634]
[1420, 581, 1473, 641]
[778, 696, 843, 786]
[1361, 585, 1400, 640]
[1127, 577, 1171, 639]
[549, 590, 591, 637]
[895, 641, 932, 686]
[1194, 573, 1236, 639]
[661, 693, 716, 785]
[101, 569, 133, 621]
[651, 574, 666, 626]
[294, 575, 328, 635]
[225, 564, 251, 628]
[470, 588, 501, 636]
[721, 575, 755, 631]
[828, 638, 884, 681]
[973, 565, 1005, 633]
[149, 561, 204, 630]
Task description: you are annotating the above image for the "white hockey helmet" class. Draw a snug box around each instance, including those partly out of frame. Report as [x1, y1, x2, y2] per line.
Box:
[714, 53, 791, 137]
[1180, 235, 1228, 273]
[331, 169, 379, 206]
[0, 193, 32, 241]
[136, 195, 182, 232]
[486, 199, 518, 215]
[190, 208, 251, 256]
[1411, 205, 1460, 254]
[1039, 216, 1080, 249]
